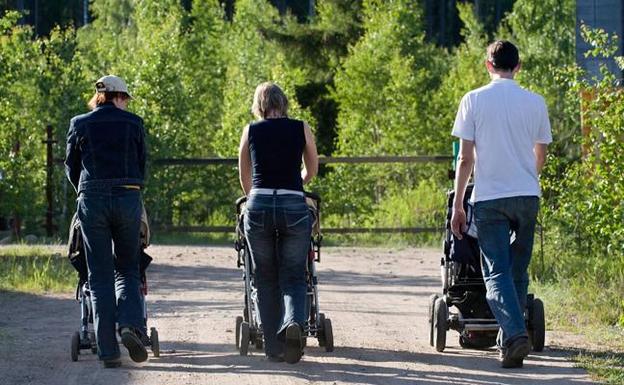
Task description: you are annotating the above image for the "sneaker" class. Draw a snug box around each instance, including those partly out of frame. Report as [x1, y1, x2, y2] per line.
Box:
[500, 336, 530, 368]
[102, 357, 122, 368]
[284, 323, 303, 364]
[120, 328, 148, 363]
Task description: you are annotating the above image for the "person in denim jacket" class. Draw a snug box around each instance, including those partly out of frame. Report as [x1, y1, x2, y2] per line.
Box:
[238, 82, 318, 364]
[65, 75, 148, 368]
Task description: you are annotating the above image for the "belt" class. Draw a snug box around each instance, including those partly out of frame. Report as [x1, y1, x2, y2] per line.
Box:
[250, 188, 304, 197]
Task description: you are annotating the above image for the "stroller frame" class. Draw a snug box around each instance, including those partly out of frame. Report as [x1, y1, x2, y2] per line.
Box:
[428, 184, 546, 352]
[233, 192, 334, 356]
[67, 213, 160, 361]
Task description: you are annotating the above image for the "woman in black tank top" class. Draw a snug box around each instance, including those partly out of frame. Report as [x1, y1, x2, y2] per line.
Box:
[238, 82, 318, 363]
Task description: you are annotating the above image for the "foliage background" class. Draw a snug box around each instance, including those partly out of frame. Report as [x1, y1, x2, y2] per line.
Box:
[0, 0, 623, 332]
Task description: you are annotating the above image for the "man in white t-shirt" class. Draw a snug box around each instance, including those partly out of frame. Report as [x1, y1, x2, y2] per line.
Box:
[451, 40, 552, 368]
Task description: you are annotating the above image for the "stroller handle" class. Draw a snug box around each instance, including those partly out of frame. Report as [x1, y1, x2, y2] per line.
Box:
[236, 196, 247, 214]
[304, 191, 321, 205]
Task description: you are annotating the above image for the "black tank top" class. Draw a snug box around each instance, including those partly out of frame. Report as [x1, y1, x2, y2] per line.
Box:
[248, 118, 306, 191]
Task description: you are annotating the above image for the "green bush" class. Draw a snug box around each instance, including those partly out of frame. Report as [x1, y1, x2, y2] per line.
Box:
[538, 25, 624, 327]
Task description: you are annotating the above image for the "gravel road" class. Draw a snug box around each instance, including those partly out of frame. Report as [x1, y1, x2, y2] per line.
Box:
[0, 246, 595, 385]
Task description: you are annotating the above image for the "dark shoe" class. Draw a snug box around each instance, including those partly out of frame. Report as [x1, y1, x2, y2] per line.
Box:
[120, 328, 148, 363]
[500, 336, 530, 368]
[102, 357, 122, 368]
[284, 323, 303, 364]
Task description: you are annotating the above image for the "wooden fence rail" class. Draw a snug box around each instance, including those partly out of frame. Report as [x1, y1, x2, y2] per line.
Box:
[152, 225, 445, 234]
[150, 155, 454, 235]
[47, 126, 454, 236]
[153, 155, 454, 166]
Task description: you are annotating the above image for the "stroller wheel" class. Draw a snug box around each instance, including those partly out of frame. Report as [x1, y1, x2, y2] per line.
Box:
[317, 313, 327, 347]
[255, 335, 264, 350]
[150, 327, 160, 357]
[235, 316, 243, 349]
[239, 321, 250, 356]
[428, 294, 439, 347]
[529, 297, 545, 352]
[459, 335, 470, 349]
[89, 331, 97, 354]
[71, 332, 80, 362]
[323, 318, 334, 352]
[433, 298, 448, 352]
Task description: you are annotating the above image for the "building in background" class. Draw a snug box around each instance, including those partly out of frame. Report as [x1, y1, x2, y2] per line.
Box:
[576, 0, 624, 80]
[422, 0, 515, 47]
[0, 0, 89, 35]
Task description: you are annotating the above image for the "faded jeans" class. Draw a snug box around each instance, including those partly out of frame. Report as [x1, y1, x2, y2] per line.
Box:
[244, 192, 311, 357]
[474, 196, 539, 348]
[78, 187, 143, 360]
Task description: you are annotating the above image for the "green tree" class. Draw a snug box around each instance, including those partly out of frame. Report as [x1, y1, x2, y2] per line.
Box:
[215, 0, 313, 158]
[0, 12, 46, 236]
[323, 0, 447, 222]
[501, 0, 577, 158]
[429, 2, 489, 143]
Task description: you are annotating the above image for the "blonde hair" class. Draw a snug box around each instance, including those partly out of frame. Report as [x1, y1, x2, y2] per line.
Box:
[251, 82, 289, 119]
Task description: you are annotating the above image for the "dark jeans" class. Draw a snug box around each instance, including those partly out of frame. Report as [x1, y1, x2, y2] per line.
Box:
[244, 193, 311, 357]
[474, 196, 539, 348]
[77, 187, 143, 360]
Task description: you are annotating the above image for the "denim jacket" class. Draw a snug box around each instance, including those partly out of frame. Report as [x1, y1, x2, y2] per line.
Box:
[65, 103, 146, 193]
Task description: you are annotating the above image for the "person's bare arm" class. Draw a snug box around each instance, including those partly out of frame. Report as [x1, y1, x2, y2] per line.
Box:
[301, 122, 318, 185]
[451, 139, 475, 240]
[238, 125, 252, 195]
[534, 143, 547, 174]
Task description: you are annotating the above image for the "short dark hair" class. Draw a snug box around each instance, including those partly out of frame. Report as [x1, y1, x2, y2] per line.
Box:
[487, 40, 519, 72]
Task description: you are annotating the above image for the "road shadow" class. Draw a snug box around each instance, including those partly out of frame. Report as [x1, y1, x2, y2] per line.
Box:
[147, 262, 242, 294]
[137, 340, 595, 385]
[0, 290, 80, 384]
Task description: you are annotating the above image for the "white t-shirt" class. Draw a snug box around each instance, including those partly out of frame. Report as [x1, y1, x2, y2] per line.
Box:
[452, 78, 552, 202]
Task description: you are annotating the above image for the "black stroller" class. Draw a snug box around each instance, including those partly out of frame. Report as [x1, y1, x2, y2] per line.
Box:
[233, 192, 334, 356]
[428, 184, 545, 352]
[67, 210, 160, 361]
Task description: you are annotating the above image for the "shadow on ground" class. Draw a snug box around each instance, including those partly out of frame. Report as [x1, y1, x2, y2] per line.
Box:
[137, 340, 594, 385]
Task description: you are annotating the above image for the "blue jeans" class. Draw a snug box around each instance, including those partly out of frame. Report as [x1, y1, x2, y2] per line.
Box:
[474, 196, 539, 348]
[244, 193, 311, 357]
[77, 187, 144, 360]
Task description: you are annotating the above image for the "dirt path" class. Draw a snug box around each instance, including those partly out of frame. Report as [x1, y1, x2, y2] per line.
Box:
[0, 246, 595, 385]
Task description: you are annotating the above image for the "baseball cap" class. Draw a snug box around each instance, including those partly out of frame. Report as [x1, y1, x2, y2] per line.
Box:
[95, 75, 132, 98]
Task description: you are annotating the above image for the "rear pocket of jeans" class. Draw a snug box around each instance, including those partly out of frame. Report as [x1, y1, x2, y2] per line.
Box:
[244, 210, 265, 230]
[284, 210, 310, 233]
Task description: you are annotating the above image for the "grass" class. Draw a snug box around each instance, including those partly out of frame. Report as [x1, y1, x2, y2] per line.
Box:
[531, 280, 624, 383]
[0, 245, 75, 293]
[575, 351, 624, 384]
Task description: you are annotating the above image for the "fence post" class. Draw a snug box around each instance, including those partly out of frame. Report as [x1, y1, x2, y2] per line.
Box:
[44, 125, 57, 237]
